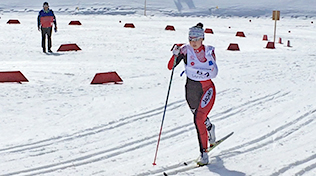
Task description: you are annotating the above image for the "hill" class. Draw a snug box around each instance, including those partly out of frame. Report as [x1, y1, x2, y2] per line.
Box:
[1, 0, 316, 17]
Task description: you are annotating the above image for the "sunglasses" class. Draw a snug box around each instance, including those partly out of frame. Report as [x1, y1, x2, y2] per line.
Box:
[189, 37, 202, 42]
[43, 5, 49, 8]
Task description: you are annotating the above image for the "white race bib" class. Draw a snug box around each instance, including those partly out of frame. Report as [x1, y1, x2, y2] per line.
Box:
[185, 45, 218, 81]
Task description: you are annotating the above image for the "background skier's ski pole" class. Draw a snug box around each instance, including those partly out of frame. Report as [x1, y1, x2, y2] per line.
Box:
[153, 44, 181, 166]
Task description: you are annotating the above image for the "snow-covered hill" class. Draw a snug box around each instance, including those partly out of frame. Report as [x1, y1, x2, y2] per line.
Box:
[1, 0, 316, 17]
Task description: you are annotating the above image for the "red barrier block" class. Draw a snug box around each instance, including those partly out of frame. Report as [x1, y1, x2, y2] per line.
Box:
[57, 44, 81, 52]
[263, 35, 268, 41]
[91, 72, 123, 84]
[236, 31, 246, 37]
[124, 23, 135, 28]
[165, 25, 175, 31]
[69, 21, 82, 25]
[204, 28, 214, 34]
[278, 37, 283, 44]
[0, 71, 28, 83]
[227, 43, 240, 51]
[7, 19, 20, 24]
[266, 42, 275, 49]
[287, 40, 292, 47]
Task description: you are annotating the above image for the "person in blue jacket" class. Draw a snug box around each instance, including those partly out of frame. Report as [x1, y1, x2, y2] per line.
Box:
[37, 2, 57, 53]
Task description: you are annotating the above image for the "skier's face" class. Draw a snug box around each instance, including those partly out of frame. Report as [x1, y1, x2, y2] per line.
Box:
[189, 38, 203, 49]
[43, 5, 49, 11]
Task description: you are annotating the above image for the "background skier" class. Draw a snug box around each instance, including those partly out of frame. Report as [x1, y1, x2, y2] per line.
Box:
[168, 22, 218, 166]
[37, 2, 57, 53]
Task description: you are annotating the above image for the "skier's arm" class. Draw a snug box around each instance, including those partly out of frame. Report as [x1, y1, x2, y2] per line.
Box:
[211, 49, 216, 61]
[52, 11, 57, 27]
[37, 12, 41, 30]
[207, 47, 218, 78]
[167, 54, 184, 70]
[51, 10, 57, 31]
[167, 44, 186, 70]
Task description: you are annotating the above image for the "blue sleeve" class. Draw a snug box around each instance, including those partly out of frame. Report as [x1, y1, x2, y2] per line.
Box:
[51, 10, 57, 27]
[37, 11, 42, 27]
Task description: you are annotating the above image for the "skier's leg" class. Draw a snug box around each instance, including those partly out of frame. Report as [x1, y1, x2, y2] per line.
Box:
[193, 111, 208, 153]
[195, 80, 216, 151]
[205, 117, 216, 144]
[41, 28, 46, 52]
[47, 27, 52, 51]
[185, 79, 203, 114]
[185, 79, 205, 153]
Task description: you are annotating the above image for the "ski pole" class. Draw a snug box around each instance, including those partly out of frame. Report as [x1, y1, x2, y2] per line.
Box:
[152, 54, 178, 166]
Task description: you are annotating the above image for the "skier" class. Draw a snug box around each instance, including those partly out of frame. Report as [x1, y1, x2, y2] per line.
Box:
[37, 2, 57, 53]
[168, 22, 218, 166]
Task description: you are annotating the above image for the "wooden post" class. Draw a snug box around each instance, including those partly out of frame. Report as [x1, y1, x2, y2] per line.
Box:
[274, 18, 277, 43]
[272, 11, 280, 43]
[144, 0, 147, 16]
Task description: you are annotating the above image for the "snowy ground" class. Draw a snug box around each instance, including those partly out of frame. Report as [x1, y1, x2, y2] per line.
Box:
[0, 12, 316, 176]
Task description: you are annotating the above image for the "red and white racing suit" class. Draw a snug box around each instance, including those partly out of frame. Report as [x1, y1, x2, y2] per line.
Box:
[168, 44, 218, 153]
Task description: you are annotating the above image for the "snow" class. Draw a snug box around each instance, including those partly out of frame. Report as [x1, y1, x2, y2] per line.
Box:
[1, 0, 316, 176]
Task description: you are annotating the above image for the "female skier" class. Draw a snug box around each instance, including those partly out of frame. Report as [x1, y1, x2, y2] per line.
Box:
[168, 22, 218, 166]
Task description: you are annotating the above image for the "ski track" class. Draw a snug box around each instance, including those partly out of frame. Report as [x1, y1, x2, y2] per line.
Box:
[136, 162, 196, 176]
[0, 90, 288, 175]
[1, 120, 193, 176]
[138, 105, 316, 176]
[0, 100, 186, 154]
[211, 91, 290, 122]
[295, 161, 316, 176]
[270, 153, 316, 176]
[0, 88, 234, 154]
[129, 91, 293, 176]
[161, 102, 316, 176]
[135, 91, 316, 176]
[220, 108, 316, 158]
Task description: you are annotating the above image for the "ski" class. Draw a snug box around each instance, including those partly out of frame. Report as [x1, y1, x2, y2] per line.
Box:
[207, 131, 234, 153]
[196, 131, 234, 166]
[162, 132, 234, 176]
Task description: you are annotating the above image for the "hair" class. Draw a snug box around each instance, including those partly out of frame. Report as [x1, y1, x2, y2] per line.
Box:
[195, 22, 203, 29]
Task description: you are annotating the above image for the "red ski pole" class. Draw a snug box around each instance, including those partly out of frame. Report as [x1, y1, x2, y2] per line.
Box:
[153, 44, 182, 165]
[152, 57, 176, 165]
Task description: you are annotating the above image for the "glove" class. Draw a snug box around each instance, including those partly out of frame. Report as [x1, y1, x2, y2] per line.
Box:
[172, 45, 180, 56]
[54, 27, 58, 32]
